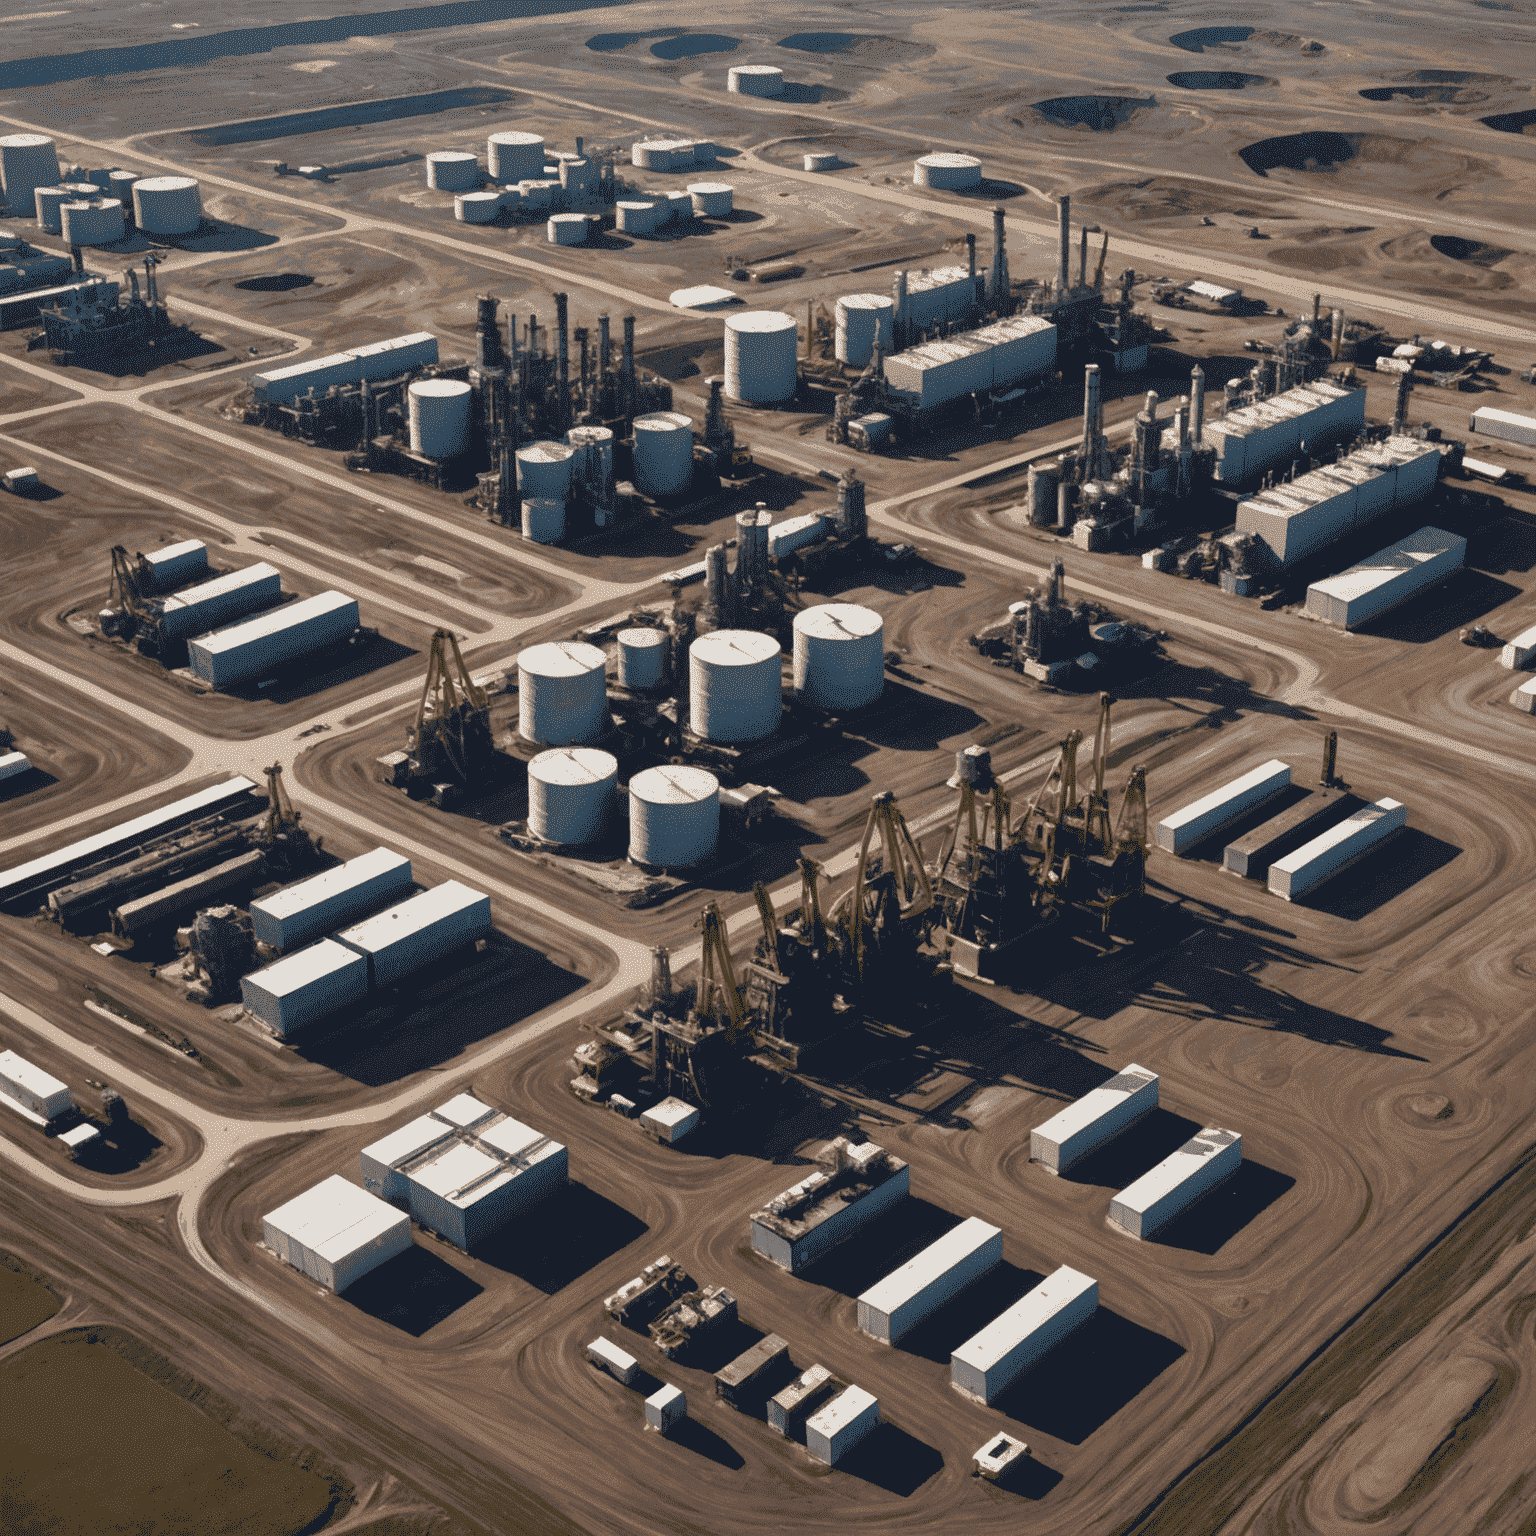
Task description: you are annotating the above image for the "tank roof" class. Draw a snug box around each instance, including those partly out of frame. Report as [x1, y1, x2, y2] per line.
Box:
[838, 292, 894, 311]
[518, 639, 606, 676]
[629, 764, 719, 804]
[793, 602, 883, 640]
[410, 378, 470, 398]
[528, 747, 617, 786]
[726, 310, 797, 334]
[691, 629, 781, 665]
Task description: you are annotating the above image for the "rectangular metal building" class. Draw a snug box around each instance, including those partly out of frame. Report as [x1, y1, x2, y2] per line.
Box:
[251, 350, 362, 407]
[112, 848, 266, 936]
[857, 1216, 1002, 1343]
[334, 879, 492, 989]
[586, 1337, 639, 1386]
[1304, 527, 1466, 630]
[1205, 381, 1365, 485]
[1110, 1128, 1241, 1239]
[261, 1174, 412, 1292]
[969, 313, 1057, 388]
[1511, 676, 1536, 714]
[1155, 759, 1290, 854]
[0, 1048, 72, 1120]
[951, 1266, 1098, 1404]
[140, 539, 208, 590]
[882, 336, 993, 413]
[805, 1385, 880, 1467]
[1469, 405, 1536, 447]
[901, 264, 974, 330]
[749, 1138, 910, 1273]
[158, 563, 282, 641]
[241, 938, 369, 1037]
[715, 1333, 791, 1410]
[360, 1114, 455, 1203]
[1236, 437, 1441, 568]
[1500, 623, 1536, 670]
[1030, 1064, 1159, 1174]
[1268, 797, 1406, 901]
[405, 1119, 567, 1249]
[768, 1364, 840, 1437]
[250, 846, 413, 952]
[1223, 790, 1361, 879]
[188, 590, 359, 688]
[0, 750, 32, 782]
[350, 331, 438, 381]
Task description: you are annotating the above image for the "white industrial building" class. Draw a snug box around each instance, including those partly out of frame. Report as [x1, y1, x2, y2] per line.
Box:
[805, 1384, 880, 1466]
[586, 1336, 639, 1385]
[1030, 1064, 1160, 1174]
[768, 1364, 840, 1437]
[241, 938, 369, 1038]
[359, 1091, 567, 1250]
[1236, 437, 1442, 568]
[645, 1382, 686, 1433]
[261, 1174, 412, 1293]
[1155, 759, 1291, 855]
[1469, 405, 1536, 448]
[251, 333, 439, 407]
[188, 591, 359, 688]
[250, 847, 413, 952]
[973, 1432, 1030, 1482]
[0, 1048, 72, 1122]
[881, 316, 1056, 414]
[899, 265, 976, 331]
[1500, 623, 1536, 670]
[857, 1216, 1002, 1343]
[750, 1138, 909, 1273]
[157, 563, 282, 641]
[1511, 676, 1536, 714]
[140, 539, 208, 591]
[1304, 527, 1467, 629]
[335, 879, 491, 988]
[0, 750, 33, 783]
[951, 1265, 1098, 1404]
[1204, 380, 1365, 485]
[1269, 798, 1405, 901]
[1110, 1127, 1242, 1239]
[639, 1097, 699, 1144]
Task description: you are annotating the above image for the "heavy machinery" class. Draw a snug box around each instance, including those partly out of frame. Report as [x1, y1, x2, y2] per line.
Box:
[743, 858, 846, 1066]
[259, 762, 318, 877]
[378, 631, 496, 803]
[32, 253, 178, 367]
[99, 544, 167, 650]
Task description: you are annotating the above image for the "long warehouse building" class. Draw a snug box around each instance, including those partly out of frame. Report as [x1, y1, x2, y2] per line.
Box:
[857, 1216, 1002, 1344]
[158, 564, 283, 641]
[335, 879, 492, 988]
[250, 847, 413, 952]
[0, 1048, 72, 1121]
[261, 1174, 412, 1293]
[951, 1265, 1098, 1405]
[1304, 527, 1466, 630]
[882, 315, 1057, 414]
[1030, 1064, 1159, 1174]
[750, 1138, 909, 1273]
[1268, 797, 1406, 901]
[241, 937, 369, 1037]
[252, 331, 439, 406]
[1205, 380, 1365, 485]
[188, 591, 359, 688]
[1110, 1127, 1242, 1239]
[1155, 759, 1291, 855]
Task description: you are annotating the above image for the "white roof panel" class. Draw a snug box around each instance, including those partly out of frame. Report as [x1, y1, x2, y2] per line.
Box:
[0, 1049, 67, 1101]
[253, 847, 410, 923]
[245, 938, 365, 998]
[264, 1174, 406, 1259]
[361, 1114, 453, 1171]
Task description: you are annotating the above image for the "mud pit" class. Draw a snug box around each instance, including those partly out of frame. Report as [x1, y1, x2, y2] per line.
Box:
[1029, 95, 1158, 131]
[1169, 26, 1325, 55]
[1238, 131, 1491, 188]
[1480, 107, 1536, 136]
[1360, 84, 1496, 105]
[1168, 71, 1272, 90]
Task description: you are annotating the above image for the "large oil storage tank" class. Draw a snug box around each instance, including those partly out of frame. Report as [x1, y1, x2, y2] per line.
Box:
[690, 629, 782, 743]
[547, 213, 589, 245]
[407, 379, 471, 459]
[107, 170, 138, 210]
[521, 498, 565, 544]
[631, 412, 693, 498]
[615, 200, 657, 235]
[455, 190, 501, 224]
[488, 130, 543, 181]
[724, 311, 798, 404]
[528, 747, 617, 846]
[0, 134, 59, 219]
[629, 765, 719, 868]
[32, 186, 74, 234]
[517, 640, 607, 745]
[131, 176, 202, 235]
[729, 65, 785, 97]
[835, 293, 895, 367]
[630, 141, 673, 171]
[426, 151, 479, 190]
[914, 153, 982, 189]
[59, 197, 125, 246]
[688, 182, 733, 217]
[516, 440, 574, 501]
[618, 628, 667, 689]
[793, 604, 885, 711]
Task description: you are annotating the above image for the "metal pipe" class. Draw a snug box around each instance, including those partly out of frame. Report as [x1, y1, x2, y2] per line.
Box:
[598, 313, 610, 386]
[1057, 195, 1071, 295]
[621, 314, 636, 420]
[1079, 226, 1089, 289]
[555, 292, 570, 430]
[1190, 365, 1205, 446]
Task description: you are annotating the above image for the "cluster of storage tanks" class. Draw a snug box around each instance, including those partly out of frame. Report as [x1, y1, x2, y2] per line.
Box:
[511, 602, 883, 867]
[616, 182, 732, 233]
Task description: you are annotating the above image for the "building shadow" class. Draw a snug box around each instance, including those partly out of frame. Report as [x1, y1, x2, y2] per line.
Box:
[0, 766, 56, 801]
[996, 1307, 1185, 1443]
[1059, 1107, 1204, 1189]
[777, 83, 851, 105]
[1297, 829, 1461, 920]
[670, 1416, 746, 1469]
[1360, 569, 1522, 643]
[472, 1182, 647, 1294]
[236, 632, 418, 705]
[990, 1453, 1065, 1499]
[1152, 1160, 1296, 1254]
[345, 1242, 483, 1336]
[1467, 509, 1536, 576]
[897, 1261, 1048, 1364]
[73, 1114, 163, 1174]
[837, 1422, 943, 1495]
[794, 1197, 959, 1298]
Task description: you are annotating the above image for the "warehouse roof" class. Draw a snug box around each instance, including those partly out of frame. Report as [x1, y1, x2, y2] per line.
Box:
[432, 1091, 499, 1130]
[264, 1174, 408, 1261]
[859, 1216, 1000, 1314]
[1113, 1128, 1240, 1215]
[192, 590, 357, 654]
[361, 1114, 453, 1172]
[1207, 380, 1356, 439]
[0, 1048, 67, 1101]
[807, 1384, 878, 1436]
[752, 1140, 906, 1241]
[244, 938, 366, 999]
[952, 1265, 1097, 1371]
[1307, 526, 1465, 602]
[408, 1140, 514, 1208]
[1034, 1065, 1157, 1146]
[252, 847, 411, 923]
[335, 880, 488, 955]
[160, 563, 280, 616]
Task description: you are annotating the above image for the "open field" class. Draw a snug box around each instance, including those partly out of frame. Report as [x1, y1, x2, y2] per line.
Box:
[0, 1251, 61, 1345]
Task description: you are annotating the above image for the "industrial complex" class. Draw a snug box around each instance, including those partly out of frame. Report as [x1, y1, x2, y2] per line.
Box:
[2, 6, 1535, 1536]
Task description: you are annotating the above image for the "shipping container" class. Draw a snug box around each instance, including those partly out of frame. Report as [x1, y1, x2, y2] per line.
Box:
[1155, 759, 1291, 854]
[261, 1174, 412, 1292]
[250, 846, 412, 952]
[645, 1383, 686, 1434]
[1206, 380, 1364, 485]
[951, 1266, 1098, 1404]
[188, 590, 359, 688]
[0, 1048, 71, 1120]
[334, 879, 491, 988]
[586, 1336, 639, 1385]
[112, 848, 266, 935]
[715, 1333, 791, 1410]
[1268, 797, 1406, 901]
[1305, 527, 1466, 629]
[750, 1140, 910, 1272]
[1030, 1065, 1159, 1173]
[805, 1385, 880, 1466]
[1512, 676, 1536, 714]
[158, 563, 282, 641]
[140, 538, 208, 590]
[0, 750, 32, 782]
[241, 938, 368, 1037]
[857, 1216, 1002, 1343]
[1469, 405, 1536, 448]
[1109, 1128, 1241, 1239]
[768, 1364, 840, 1437]
[1223, 790, 1361, 879]
[360, 1114, 455, 1203]
[1499, 623, 1536, 670]
[639, 1096, 699, 1144]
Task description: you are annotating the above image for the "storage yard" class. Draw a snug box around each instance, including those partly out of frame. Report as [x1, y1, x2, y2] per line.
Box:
[2, 3, 1536, 1535]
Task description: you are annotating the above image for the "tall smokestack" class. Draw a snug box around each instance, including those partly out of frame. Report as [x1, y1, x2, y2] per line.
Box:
[1392, 369, 1411, 436]
[989, 204, 1009, 311]
[1190, 365, 1206, 446]
[1330, 307, 1345, 357]
[1082, 363, 1102, 476]
[555, 292, 570, 430]
[1057, 195, 1071, 295]
[1311, 292, 1322, 330]
[598, 313, 610, 387]
[1079, 226, 1089, 289]
[966, 231, 976, 291]
[892, 269, 908, 348]
[621, 314, 636, 420]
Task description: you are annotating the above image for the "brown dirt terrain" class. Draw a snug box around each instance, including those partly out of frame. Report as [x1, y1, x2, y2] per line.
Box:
[0, 1251, 61, 1345]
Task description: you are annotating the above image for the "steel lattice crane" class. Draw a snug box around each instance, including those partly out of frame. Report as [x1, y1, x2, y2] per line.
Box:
[406, 630, 495, 787]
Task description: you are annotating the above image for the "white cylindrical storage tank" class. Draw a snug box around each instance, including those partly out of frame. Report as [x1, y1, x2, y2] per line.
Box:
[518, 179, 553, 210]
[108, 169, 138, 211]
[516, 440, 574, 501]
[804, 152, 838, 172]
[690, 629, 782, 743]
[547, 213, 589, 245]
[131, 175, 202, 234]
[86, 167, 114, 193]
[32, 185, 72, 234]
[567, 424, 614, 497]
[488, 130, 543, 182]
[455, 190, 502, 224]
[521, 497, 566, 544]
[618, 627, 667, 689]
[426, 151, 479, 190]
[518, 640, 608, 745]
[914, 152, 982, 189]
[688, 181, 733, 217]
[629, 766, 719, 868]
[631, 141, 670, 171]
[59, 197, 125, 247]
[660, 189, 691, 222]
[631, 412, 694, 499]
[724, 311, 799, 404]
[497, 186, 522, 212]
[729, 65, 786, 97]
[528, 747, 617, 846]
[835, 293, 895, 366]
[407, 379, 472, 459]
[793, 603, 885, 711]
[615, 199, 657, 235]
[0, 134, 59, 219]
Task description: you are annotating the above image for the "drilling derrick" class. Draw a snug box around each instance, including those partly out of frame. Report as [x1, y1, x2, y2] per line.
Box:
[746, 859, 845, 1066]
[258, 762, 317, 876]
[404, 630, 495, 792]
